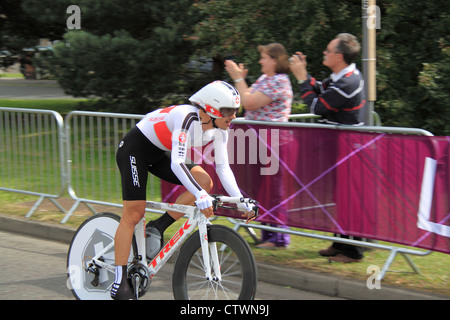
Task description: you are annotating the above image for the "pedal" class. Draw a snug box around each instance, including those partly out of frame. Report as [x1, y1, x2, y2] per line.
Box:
[87, 265, 100, 287]
[128, 264, 150, 299]
[132, 275, 140, 299]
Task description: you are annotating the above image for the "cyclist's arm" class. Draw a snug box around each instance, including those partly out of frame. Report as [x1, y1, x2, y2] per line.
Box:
[213, 130, 243, 198]
[214, 133, 256, 218]
[169, 114, 208, 200]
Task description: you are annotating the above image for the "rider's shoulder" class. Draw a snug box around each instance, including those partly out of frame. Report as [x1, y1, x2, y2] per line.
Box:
[163, 104, 198, 116]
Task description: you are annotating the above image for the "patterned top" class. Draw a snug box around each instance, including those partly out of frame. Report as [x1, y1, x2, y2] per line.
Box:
[246, 73, 293, 122]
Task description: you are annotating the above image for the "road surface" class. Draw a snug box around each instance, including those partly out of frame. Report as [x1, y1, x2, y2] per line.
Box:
[0, 230, 342, 301]
[0, 78, 78, 99]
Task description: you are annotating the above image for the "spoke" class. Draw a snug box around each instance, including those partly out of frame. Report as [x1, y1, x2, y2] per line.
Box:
[221, 260, 240, 276]
[183, 236, 252, 300]
[189, 281, 209, 299]
[219, 248, 232, 264]
[217, 278, 242, 286]
[186, 272, 207, 280]
[212, 280, 239, 299]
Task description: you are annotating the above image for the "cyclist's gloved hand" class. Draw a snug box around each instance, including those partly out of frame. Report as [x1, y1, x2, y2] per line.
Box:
[196, 191, 215, 210]
[237, 201, 258, 223]
[237, 202, 253, 213]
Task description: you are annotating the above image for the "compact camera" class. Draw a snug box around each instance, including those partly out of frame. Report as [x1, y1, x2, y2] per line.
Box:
[289, 54, 303, 63]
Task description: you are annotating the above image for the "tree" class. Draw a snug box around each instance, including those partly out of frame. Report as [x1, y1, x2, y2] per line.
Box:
[372, 1, 450, 135]
[50, 0, 203, 113]
[417, 45, 450, 135]
[190, 0, 362, 83]
[0, 0, 67, 50]
[3, 0, 448, 134]
[191, 0, 449, 135]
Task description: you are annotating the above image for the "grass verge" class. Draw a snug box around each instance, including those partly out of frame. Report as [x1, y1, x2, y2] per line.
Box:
[0, 73, 24, 78]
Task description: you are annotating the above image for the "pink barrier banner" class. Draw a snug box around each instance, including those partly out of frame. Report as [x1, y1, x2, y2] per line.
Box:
[161, 124, 450, 254]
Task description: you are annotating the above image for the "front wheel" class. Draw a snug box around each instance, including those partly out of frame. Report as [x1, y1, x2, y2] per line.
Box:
[172, 225, 257, 300]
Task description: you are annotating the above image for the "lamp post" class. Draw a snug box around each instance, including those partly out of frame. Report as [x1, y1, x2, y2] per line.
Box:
[362, 0, 378, 126]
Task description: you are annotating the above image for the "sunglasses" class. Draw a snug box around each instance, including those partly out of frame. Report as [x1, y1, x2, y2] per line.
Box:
[219, 107, 238, 118]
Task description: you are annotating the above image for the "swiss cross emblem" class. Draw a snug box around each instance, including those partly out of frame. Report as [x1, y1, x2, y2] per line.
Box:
[205, 104, 222, 117]
[178, 132, 187, 143]
[235, 96, 240, 105]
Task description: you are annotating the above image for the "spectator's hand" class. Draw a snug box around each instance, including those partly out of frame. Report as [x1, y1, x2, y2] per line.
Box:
[225, 60, 248, 81]
[289, 52, 308, 81]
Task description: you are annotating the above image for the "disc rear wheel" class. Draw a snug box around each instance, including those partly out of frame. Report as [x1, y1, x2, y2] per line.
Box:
[66, 213, 135, 300]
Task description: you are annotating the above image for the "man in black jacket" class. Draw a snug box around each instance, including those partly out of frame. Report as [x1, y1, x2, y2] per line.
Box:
[290, 33, 366, 262]
[290, 33, 366, 125]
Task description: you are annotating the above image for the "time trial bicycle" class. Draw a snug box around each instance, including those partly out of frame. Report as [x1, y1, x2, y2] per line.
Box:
[66, 195, 259, 300]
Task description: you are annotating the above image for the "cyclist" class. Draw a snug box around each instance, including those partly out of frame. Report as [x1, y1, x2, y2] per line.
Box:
[112, 80, 257, 299]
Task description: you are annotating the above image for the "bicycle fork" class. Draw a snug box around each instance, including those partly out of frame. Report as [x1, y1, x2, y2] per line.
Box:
[198, 219, 222, 282]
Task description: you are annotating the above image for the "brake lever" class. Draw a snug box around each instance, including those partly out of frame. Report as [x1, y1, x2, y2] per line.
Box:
[211, 194, 259, 222]
[211, 194, 224, 212]
[212, 199, 219, 212]
[245, 205, 259, 223]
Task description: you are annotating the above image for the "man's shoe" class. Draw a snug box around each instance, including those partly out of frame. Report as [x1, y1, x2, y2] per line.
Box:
[328, 253, 362, 263]
[319, 246, 341, 257]
[111, 281, 136, 300]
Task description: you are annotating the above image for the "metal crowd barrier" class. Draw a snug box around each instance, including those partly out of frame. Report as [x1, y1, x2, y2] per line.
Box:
[0, 108, 66, 217]
[61, 111, 147, 223]
[287, 111, 382, 126]
[230, 118, 434, 280]
[0, 107, 434, 279]
[0, 108, 162, 223]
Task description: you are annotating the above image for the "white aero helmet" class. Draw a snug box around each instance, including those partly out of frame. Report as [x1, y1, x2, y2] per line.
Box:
[189, 81, 241, 118]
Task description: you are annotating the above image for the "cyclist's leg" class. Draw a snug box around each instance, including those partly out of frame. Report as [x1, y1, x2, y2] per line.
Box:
[149, 155, 213, 231]
[115, 200, 146, 265]
[114, 128, 157, 299]
[168, 166, 214, 220]
[111, 200, 145, 300]
[115, 127, 159, 259]
[145, 166, 213, 257]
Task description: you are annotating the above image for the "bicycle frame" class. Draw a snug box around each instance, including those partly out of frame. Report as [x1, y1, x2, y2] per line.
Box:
[72, 195, 259, 300]
[84, 195, 258, 300]
[86, 197, 249, 286]
[143, 201, 219, 281]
